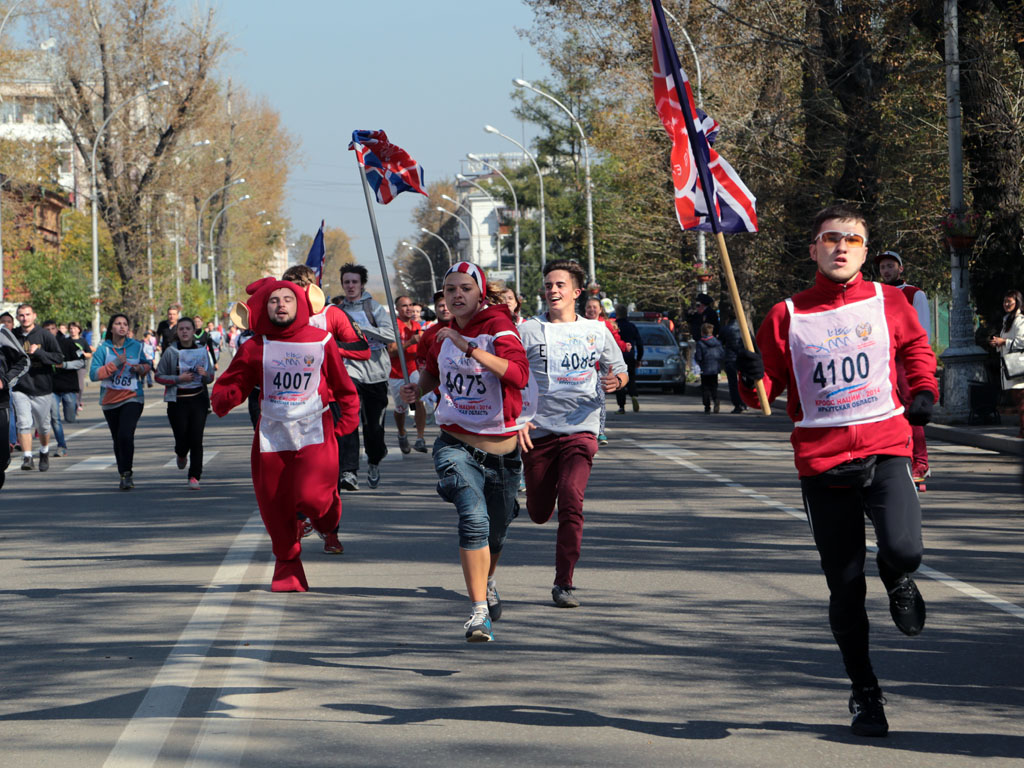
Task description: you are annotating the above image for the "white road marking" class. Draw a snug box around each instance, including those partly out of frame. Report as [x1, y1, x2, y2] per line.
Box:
[63, 421, 106, 441]
[103, 510, 268, 768]
[162, 451, 219, 469]
[725, 440, 790, 457]
[627, 438, 1024, 623]
[65, 455, 117, 472]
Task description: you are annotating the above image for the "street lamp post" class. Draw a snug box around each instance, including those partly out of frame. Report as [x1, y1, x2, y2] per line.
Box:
[513, 79, 595, 285]
[466, 153, 520, 293]
[209, 194, 250, 309]
[420, 227, 454, 266]
[401, 241, 437, 293]
[456, 172, 507, 271]
[435, 206, 472, 260]
[90, 80, 169, 342]
[197, 177, 245, 282]
[441, 194, 484, 262]
[484, 124, 545, 270]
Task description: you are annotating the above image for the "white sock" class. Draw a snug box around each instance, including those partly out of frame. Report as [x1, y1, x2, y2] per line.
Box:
[23, 451, 32, 459]
[40, 445, 49, 454]
[472, 600, 489, 616]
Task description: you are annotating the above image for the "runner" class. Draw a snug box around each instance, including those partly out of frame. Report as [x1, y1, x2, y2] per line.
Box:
[584, 297, 628, 445]
[0, 323, 29, 490]
[736, 204, 938, 737]
[415, 290, 451, 421]
[43, 319, 86, 457]
[334, 263, 396, 490]
[874, 250, 932, 487]
[520, 260, 627, 608]
[389, 295, 427, 454]
[281, 264, 371, 552]
[155, 316, 215, 489]
[12, 304, 65, 472]
[211, 277, 360, 591]
[613, 305, 643, 414]
[400, 261, 530, 642]
[89, 314, 154, 490]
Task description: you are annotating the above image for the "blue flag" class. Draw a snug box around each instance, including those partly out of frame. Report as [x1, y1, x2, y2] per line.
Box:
[304, 220, 325, 285]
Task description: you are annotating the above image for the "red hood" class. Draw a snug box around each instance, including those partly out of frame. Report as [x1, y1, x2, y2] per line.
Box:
[455, 303, 517, 336]
[244, 277, 314, 339]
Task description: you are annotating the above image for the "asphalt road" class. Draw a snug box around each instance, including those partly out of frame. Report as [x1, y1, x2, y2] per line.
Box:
[1, 389, 1022, 767]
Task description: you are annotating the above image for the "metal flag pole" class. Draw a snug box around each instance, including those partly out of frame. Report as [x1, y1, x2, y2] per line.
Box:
[355, 161, 410, 384]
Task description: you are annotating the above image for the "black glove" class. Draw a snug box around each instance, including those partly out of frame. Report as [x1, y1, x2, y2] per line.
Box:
[736, 349, 764, 387]
[906, 390, 934, 426]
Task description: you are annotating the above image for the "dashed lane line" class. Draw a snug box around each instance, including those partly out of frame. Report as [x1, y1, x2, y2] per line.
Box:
[162, 451, 220, 469]
[625, 438, 1024, 623]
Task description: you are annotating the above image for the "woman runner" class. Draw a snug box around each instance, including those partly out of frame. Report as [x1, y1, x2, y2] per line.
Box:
[89, 314, 152, 490]
[155, 316, 215, 489]
[400, 262, 531, 642]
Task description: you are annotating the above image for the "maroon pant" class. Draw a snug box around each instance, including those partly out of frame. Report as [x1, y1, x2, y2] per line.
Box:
[896, 362, 928, 471]
[524, 432, 598, 588]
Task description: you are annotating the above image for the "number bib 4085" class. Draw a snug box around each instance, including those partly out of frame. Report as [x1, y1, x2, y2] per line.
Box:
[435, 334, 509, 434]
[787, 283, 901, 428]
[259, 338, 327, 452]
[543, 320, 599, 395]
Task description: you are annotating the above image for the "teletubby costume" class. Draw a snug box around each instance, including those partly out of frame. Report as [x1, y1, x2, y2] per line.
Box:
[212, 277, 360, 591]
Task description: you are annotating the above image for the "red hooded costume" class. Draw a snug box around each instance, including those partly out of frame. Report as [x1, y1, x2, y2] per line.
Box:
[212, 278, 360, 591]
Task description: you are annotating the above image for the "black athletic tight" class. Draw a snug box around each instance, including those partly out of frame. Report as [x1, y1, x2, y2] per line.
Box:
[103, 401, 144, 476]
[801, 455, 923, 689]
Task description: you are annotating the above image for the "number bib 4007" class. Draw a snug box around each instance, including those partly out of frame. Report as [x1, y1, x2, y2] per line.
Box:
[787, 283, 901, 428]
[259, 338, 327, 452]
[435, 334, 508, 434]
[543, 320, 599, 395]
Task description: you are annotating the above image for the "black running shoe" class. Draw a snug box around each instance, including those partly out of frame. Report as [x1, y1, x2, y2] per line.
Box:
[486, 583, 502, 621]
[552, 585, 580, 608]
[849, 685, 888, 737]
[38, 452, 49, 472]
[888, 575, 926, 636]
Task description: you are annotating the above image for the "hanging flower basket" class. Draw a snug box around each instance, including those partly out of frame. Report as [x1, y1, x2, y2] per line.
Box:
[694, 264, 713, 283]
[696, 273, 712, 284]
[939, 210, 984, 250]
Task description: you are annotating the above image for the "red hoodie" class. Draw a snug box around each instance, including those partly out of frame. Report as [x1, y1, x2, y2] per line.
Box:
[424, 304, 529, 436]
[740, 272, 938, 476]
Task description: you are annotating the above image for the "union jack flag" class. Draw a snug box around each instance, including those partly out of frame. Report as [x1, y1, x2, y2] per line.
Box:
[304, 219, 325, 285]
[349, 130, 428, 205]
[651, 0, 758, 233]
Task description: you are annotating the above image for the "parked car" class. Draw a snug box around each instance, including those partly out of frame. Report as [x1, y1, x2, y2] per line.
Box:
[632, 321, 687, 393]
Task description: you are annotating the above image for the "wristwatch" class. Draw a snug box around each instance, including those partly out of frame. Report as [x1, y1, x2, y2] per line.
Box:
[464, 341, 478, 358]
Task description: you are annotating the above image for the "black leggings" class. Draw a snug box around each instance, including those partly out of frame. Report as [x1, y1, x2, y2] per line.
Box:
[340, 380, 387, 473]
[167, 390, 209, 480]
[103, 401, 144, 475]
[801, 455, 922, 689]
[615, 358, 639, 407]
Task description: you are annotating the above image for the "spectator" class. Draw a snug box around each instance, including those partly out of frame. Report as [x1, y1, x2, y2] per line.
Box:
[43, 320, 86, 456]
[695, 321, 725, 413]
[613, 304, 643, 414]
[989, 289, 1024, 438]
[12, 304, 64, 471]
[719, 306, 748, 413]
[67, 322, 92, 412]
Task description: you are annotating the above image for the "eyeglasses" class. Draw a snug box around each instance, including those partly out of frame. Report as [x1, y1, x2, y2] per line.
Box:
[815, 231, 867, 247]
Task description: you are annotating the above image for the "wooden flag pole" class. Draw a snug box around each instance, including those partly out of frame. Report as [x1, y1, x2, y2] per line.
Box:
[713, 231, 771, 415]
[355, 162, 410, 385]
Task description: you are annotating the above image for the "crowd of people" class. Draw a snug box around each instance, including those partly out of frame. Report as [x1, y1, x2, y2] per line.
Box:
[3, 202, 1023, 739]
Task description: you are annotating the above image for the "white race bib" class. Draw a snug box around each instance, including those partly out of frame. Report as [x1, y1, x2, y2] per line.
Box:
[177, 348, 208, 390]
[787, 283, 901, 428]
[309, 309, 327, 330]
[344, 307, 385, 351]
[258, 338, 327, 452]
[108, 348, 140, 391]
[543, 319, 600, 395]
[435, 334, 508, 434]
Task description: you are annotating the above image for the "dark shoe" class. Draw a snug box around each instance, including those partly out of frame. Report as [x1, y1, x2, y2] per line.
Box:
[464, 610, 493, 642]
[413, 437, 428, 453]
[888, 575, 926, 636]
[176, 454, 188, 470]
[487, 583, 502, 621]
[38, 452, 49, 472]
[552, 585, 580, 608]
[704, 406, 711, 413]
[119, 471, 134, 491]
[849, 686, 888, 737]
[631, 396, 640, 412]
[398, 434, 411, 454]
[367, 463, 381, 489]
[731, 406, 745, 413]
[615, 407, 626, 415]
[340, 471, 359, 491]
[21, 456, 34, 471]
[713, 401, 720, 414]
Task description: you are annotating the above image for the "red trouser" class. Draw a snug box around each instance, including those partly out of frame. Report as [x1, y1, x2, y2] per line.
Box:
[523, 432, 599, 588]
[896, 362, 928, 471]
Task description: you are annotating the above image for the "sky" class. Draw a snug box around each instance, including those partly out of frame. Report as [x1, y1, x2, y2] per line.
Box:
[196, 0, 548, 292]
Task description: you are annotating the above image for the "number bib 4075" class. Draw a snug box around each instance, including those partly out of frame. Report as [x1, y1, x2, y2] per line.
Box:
[259, 338, 327, 452]
[543, 320, 599, 395]
[787, 283, 901, 428]
[435, 335, 508, 434]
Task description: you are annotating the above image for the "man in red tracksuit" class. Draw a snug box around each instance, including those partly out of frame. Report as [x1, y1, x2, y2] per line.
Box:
[212, 277, 360, 592]
[737, 204, 938, 738]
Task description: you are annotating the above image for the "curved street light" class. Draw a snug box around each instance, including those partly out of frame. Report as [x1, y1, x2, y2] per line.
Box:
[209, 194, 251, 305]
[483, 124, 545, 269]
[90, 79, 170, 341]
[457, 172, 510, 276]
[197, 177, 245, 280]
[441, 193, 485, 261]
[435, 205, 472, 257]
[400, 241, 437, 294]
[514, 78, 595, 284]
[466, 153, 520, 292]
[420, 226, 454, 266]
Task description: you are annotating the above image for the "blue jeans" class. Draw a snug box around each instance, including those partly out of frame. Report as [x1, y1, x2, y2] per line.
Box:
[50, 393, 69, 449]
[433, 434, 521, 552]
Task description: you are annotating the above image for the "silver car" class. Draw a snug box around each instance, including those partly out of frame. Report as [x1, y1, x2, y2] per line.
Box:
[633, 321, 687, 393]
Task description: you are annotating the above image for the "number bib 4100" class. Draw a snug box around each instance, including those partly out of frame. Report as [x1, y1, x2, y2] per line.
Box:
[543, 319, 600, 395]
[435, 334, 511, 434]
[259, 338, 327, 452]
[787, 283, 901, 428]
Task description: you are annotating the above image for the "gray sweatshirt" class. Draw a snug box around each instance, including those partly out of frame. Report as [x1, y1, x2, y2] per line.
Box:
[335, 291, 396, 384]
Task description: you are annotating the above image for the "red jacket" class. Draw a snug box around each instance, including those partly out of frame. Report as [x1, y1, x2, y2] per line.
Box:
[312, 304, 371, 361]
[740, 272, 938, 476]
[424, 304, 529, 436]
[389, 319, 421, 378]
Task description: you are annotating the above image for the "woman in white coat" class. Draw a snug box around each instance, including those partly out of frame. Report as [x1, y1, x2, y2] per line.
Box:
[990, 289, 1024, 437]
